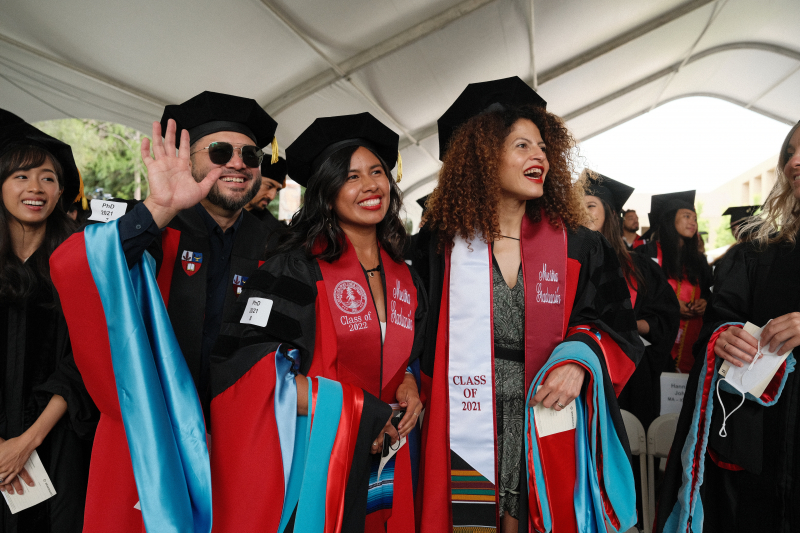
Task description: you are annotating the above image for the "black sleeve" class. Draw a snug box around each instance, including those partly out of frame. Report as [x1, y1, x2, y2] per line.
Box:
[565, 227, 643, 366]
[212, 251, 319, 375]
[633, 253, 680, 348]
[408, 264, 429, 366]
[32, 317, 98, 439]
[118, 202, 161, 268]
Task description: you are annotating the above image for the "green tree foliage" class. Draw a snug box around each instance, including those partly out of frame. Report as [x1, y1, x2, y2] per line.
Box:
[34, 119, 146, 200]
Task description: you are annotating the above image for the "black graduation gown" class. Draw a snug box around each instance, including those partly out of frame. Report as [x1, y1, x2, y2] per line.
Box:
[618, 252, 680, 430]
[213, 247, 429, 378]
[248, 208, 286, 252]
[210, 248, 428, 532]
[411, 225, 643, 533]
[0, 265, 97, 533]
[144, 207, 271, 413]
[655, 240, 800, 533]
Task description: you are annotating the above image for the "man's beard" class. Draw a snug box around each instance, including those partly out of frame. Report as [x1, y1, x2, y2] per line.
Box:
[198, 170, 261, 212]
[624, 222, 639, 232]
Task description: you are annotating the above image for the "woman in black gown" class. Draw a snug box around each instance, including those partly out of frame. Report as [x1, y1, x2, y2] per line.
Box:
[655, 122, 800, 532]
[583, 172, 679, 431]
[0, 112, 96, 532]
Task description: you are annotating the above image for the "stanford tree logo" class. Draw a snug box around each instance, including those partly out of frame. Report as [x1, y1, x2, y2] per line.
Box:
[333, 280, 368, 314]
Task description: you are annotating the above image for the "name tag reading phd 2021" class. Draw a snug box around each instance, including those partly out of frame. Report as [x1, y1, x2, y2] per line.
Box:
[240, 297, 273, 327]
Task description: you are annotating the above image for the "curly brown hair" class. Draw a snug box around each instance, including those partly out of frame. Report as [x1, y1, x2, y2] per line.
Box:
[425, 104, 586, 249]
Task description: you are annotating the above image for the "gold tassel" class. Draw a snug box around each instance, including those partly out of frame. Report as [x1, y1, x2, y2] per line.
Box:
[396, 151, 403, 183]
[75, 169, 88, 209]
[271, 136, 279, 164]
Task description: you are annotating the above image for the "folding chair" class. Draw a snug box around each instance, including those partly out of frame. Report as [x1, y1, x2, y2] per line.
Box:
[620, 409, 649, 533]
[646, 413, 679, 527]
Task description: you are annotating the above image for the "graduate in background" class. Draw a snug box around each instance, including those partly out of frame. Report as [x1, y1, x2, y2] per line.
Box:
[637, 191, 711, 373]
[414, 77, 642, 533]
[583, 172, 679, 431]
[212, 112, 426, 533]
[245, 155, 288, 248]
[583, 172, 679, 531]
[0, 110, 96, 532]
[655, 123, 800, 533]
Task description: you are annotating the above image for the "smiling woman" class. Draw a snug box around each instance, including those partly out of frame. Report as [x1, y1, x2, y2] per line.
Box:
[209, 112, 428, 532]
[0, 111, 96, 533]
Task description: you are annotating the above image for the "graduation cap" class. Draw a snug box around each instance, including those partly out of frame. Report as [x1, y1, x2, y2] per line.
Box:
[286, 112, 400, 188]
[437, 76, 547, 159]
[0, 109, 84, 209]
[649, 190, 696, 230]
[416, 193, 431, 216]
[261, 156, 287, 188]
[160, 91, 279, 162]
[584, 171, 634, 213]
[722, 205, 759, 227]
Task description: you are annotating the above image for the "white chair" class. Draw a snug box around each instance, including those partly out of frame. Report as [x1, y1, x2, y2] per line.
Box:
[646, 413, 679, 528]
[620, 409, 649, 533]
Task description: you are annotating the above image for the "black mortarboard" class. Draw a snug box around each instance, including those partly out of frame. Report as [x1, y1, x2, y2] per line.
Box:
[160, 91, 278, 155]
[584, 172, 634, 213]
[416, 193, 431, 215]
[261, 156, 287, 188]
[722, 205, 759, 226]
[286, 112, 399, 188]
[437, 76, 547, 159]
[0, 109, 83, 208]
[649, 190, 696, 229]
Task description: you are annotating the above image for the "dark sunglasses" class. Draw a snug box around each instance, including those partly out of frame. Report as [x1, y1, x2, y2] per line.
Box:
[190, 142, 264, 168]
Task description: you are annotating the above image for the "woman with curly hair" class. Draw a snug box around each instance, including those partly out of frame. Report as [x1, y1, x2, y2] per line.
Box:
[414, 77, 642, 533]
[211, 112, 427, 532]
[0, 110, 96, 532]
[655, 122, 800, 533]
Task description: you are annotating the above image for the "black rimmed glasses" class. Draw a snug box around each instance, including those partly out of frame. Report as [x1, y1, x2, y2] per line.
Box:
[190, 142, 264, 168]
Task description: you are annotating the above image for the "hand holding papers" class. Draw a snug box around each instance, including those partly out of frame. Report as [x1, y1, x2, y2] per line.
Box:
[719, 321, 789, 396]
[1, 451, 56, 514]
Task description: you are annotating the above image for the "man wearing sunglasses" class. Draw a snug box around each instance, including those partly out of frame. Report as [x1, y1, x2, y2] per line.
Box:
[111, 91, 279, 417]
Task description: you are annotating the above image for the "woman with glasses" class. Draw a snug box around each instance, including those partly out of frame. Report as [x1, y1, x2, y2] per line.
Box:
[210, 112, 426, 532]
[655, 123, 800, 533]
[0, 110, 96, 532]
[413, 77, 642, 533]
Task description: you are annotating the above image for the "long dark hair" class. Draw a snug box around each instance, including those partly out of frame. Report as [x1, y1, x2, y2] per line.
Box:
[0, 145, 76, 304]
[596, 199, 646, 295]
[656, 208, 704, 284]
[271, 145, 407, 263]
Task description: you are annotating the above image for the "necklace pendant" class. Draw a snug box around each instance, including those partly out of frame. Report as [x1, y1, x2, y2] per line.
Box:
[369, 271, 375, 278]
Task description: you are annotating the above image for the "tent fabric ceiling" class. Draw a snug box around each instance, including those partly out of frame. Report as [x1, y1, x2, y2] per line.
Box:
[2, 0, 798, 223]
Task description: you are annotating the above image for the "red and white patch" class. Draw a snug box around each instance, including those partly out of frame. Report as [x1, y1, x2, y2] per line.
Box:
[333, 280, 367, 314]
[181, 250, 203, 277]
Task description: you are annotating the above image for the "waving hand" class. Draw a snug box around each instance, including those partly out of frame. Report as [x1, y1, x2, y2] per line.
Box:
[141, 119, 222, 228]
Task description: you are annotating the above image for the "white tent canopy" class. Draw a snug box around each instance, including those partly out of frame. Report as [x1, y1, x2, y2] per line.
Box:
[2, 0, 798, 224]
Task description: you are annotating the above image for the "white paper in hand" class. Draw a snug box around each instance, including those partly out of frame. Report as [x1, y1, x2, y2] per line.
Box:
[719, 321, 789, 396]
[2, 450, 56, 514]
[240, 297, 273, 327]
[533, 386, 577, 437]
[88, 199, 127, 223]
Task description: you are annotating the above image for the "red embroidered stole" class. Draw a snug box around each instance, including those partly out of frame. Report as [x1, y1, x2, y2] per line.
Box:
[316, 240, 416, 403]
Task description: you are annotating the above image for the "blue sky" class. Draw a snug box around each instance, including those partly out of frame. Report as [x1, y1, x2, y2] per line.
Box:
[577, 96, 792, 193]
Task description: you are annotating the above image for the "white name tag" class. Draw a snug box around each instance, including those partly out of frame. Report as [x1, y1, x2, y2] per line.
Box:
[533, 387, 578, 437]
[240, 297, 273, 327]
[88, 199, 127, 223]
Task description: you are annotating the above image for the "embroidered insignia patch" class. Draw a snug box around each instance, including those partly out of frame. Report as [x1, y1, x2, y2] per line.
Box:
[232, 274, 248, 295]
[333, 280, 368, 314]
[181, 250, 203, 276]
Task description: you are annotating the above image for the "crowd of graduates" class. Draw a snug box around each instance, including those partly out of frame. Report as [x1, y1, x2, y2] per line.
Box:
[1, 76, 798, 533]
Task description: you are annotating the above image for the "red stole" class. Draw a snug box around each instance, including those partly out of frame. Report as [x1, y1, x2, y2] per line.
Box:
[314, 240, 416, 403]
[669, 277, 701, 373]
[421, 212, 569, 532]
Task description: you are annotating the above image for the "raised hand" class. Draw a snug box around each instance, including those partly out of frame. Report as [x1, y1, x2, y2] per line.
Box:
[141, 119, 222, 228]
